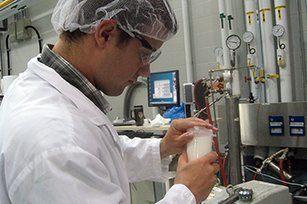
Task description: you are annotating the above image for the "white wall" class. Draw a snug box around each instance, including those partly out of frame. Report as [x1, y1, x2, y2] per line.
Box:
[1, 0, 307, 122]
[1, 0, 58, 76]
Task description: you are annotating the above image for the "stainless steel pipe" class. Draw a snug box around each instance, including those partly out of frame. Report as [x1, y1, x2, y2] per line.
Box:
[225, 95, 242, 185]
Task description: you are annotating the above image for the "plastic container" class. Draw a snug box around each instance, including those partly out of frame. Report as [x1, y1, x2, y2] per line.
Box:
[186, 126, 215, 161]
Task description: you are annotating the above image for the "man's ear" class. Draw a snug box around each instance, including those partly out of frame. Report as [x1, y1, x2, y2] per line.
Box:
[95, 19, 118, 48]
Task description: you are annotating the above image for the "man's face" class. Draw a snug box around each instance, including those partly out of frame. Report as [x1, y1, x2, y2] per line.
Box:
[94, 29, 163, 96]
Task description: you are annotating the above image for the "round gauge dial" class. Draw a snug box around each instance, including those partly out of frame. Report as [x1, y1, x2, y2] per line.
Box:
[272, 24, 285, 37]
[226, 34, 241, 50]
[214, 46, 223, 57]
[243, 31, 254, 43]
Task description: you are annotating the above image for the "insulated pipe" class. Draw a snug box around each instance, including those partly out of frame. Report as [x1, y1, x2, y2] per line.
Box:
[274, 0, 292, 102]
[218, 0, 231, 70]
[226, 0, 240, 96]
[226, 0, 234, 35]
[298, 0, 307, 101]
[258, 0, 279, 103]
[181, 0, 193, 83]
[244, 0, 259, 97]
[225, 96, 242, 185]
[255, 0, 265, 102]
[219, 0, 238, 96]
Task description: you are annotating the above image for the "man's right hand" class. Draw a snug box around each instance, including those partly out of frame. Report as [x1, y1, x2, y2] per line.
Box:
[175, 150, 220, 204]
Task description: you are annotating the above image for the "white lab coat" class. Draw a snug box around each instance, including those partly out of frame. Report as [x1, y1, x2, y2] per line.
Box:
[0, 56, 196, 204]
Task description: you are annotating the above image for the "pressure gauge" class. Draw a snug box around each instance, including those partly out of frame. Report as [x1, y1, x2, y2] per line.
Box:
[272, 24, 285, 37]
[226, 34, 241, 51]
[243, 31, 254, 43]
[214, 46, 223, 57]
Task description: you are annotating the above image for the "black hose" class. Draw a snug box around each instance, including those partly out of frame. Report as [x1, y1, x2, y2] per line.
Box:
[4, 26, 42, 76]
[25, 25, 42, 53]
[123, 81, 146, 119]
[5, 35, 10, 76]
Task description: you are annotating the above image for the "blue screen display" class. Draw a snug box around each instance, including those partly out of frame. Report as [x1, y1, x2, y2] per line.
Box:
[147, 70, 180, 107]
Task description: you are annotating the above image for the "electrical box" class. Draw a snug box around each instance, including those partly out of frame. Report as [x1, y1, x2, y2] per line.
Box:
[16, 18, 31, 41]
[8, 22, 18, 42]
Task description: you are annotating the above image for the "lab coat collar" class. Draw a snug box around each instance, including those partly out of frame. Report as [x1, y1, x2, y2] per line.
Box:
[28, 55, 108, 127]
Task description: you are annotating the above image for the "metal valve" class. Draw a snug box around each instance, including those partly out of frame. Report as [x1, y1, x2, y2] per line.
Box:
[239, 188, 253, 201]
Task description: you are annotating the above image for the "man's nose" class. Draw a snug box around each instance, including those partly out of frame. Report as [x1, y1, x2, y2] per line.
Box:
[138, 64, 150, 77]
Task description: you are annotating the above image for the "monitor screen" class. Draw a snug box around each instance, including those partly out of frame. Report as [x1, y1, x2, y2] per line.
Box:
[147, 70, 180, 107]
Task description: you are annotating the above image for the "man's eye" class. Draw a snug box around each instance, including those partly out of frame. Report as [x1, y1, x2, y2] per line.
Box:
[142, 54, 150, 61]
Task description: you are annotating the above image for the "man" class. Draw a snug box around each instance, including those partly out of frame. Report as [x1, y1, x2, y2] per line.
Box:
[0, 0, 219, 203]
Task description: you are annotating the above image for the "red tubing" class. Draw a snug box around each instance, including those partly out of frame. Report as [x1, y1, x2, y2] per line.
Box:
[253, 172, 258, 180]
[280, 159, 286, 186]
[205, 99, 228, 187]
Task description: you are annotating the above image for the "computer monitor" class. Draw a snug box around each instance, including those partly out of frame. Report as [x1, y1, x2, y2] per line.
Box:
[147, 70, 180, 107]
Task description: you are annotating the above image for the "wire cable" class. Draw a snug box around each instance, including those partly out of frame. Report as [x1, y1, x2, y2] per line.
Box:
[5, 34, 10, 75]
[244, 165, 304, 187]
[25, 25, 43, 53]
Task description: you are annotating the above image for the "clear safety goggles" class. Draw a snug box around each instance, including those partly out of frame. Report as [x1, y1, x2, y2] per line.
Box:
[132, 32, 162, 65]
[117, 27, 162, 65]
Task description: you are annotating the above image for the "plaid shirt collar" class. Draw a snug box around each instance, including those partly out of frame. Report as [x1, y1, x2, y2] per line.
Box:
[38, 44, 112, 114]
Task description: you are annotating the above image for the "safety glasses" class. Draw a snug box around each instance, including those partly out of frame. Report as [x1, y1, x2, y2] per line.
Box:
[118, 27, 162, 65]
[132, 32, 162, 65]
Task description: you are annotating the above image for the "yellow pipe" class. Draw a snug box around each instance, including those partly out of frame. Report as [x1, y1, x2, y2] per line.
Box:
[260, 68, 264, 78]
[252, 69, 256, 78]
[0, 0, 17, 9]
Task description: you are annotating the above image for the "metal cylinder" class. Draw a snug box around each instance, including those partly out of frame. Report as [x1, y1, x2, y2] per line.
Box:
[258, 0, 279, 103]
[266, 159, 294, 182]
[225, 96, 242, 185]
[274, 0, 292, 102]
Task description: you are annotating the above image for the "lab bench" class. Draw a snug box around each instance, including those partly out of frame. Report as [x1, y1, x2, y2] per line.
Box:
[115, 125, 170, 139]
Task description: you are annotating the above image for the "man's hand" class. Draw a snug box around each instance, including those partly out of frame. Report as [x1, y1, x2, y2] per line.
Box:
[160, 117, 218, 159]
[175, 150, 220, 203]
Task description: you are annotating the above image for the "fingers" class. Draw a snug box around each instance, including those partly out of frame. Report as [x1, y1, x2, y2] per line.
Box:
[200, 151, 218, 164]
[177, 132, 194, 146]
[202, 152, 220, 175]
[172, 117, 218, 133]
[212, 162, 220, 173]
[178, 149, 188, 166]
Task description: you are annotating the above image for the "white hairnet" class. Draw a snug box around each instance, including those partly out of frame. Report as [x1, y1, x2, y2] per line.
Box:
[51, 0, 178, 42]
